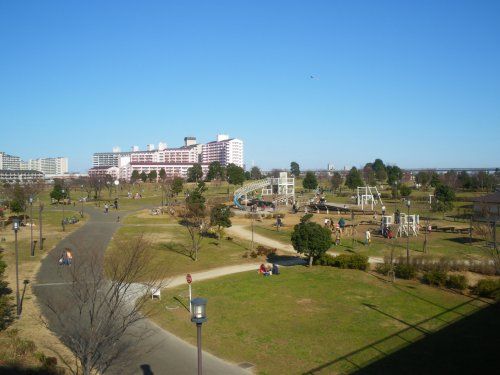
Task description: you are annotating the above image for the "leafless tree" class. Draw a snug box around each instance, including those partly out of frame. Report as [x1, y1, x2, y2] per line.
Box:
[42, 236, 168, 375]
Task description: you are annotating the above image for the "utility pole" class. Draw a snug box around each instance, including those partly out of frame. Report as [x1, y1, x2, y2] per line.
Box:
[39, 203, 44, 250]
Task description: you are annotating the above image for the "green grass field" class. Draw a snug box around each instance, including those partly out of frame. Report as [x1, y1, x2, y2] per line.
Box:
[146, 267, 488, 374]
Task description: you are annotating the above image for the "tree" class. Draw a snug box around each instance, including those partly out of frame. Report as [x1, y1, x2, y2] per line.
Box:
[50, 181, 67, 203]
[131, 170, 140, 183]
[432, 184, 456, 214]
[415, 171, 431, 189]
[171, 177, 184, 196]
[386, 165, 403, 186]
[0, 252, 14, 330]
[187, 163, 203, 183]
[148, 170, 157, 183]
[363, 163, 376, 186]
[159, 168, 167, 181]
[399, 184, 412, 198]
[226, 163, 245, 185]
[330, 172, 343, 193]
[290, 162, 300, 178]
[206, 161, 224, 182]
[140, 171, 148, 183]
[345, 167, 363, 190]
[183, 182, 208, 261]
[210, 204, 232, 244]
[457, 170, 472, 190]
[89, 177, 104, 199]
[430, 172, 441, 188]
[372, 158, 386, 178]
[291, 215, 332, 266]
[42, 236, 167, 375]
[250, 166, 262, 180]
[302, 171, 318, 190]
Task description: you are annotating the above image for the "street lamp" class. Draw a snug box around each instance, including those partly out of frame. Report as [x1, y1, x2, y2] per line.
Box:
[29, 196, 34, 257]
[61, 189, 66, 231]
[406, 200, 411, 264]
[12, 218, 21, 316]
[191, 297, 207, 375]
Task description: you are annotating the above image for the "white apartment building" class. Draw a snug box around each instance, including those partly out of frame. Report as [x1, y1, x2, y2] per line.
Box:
[88, 166, 120, 180]
[0, 152, 21, 170]
[23, 157, 68, 175]
[202, 135, 244, 167]
[0, 169, 44, 183]
[93, 151, 132, 167]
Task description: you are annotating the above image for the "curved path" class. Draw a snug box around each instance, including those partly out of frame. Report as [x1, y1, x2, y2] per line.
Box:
[33, 206, 248, 375]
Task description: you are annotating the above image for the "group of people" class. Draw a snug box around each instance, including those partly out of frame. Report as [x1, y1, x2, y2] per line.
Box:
[258, 263, 279, 276]
[58, 248, 73, 266]
[323, 217, 346, 246]
[103, 199, 119, 214]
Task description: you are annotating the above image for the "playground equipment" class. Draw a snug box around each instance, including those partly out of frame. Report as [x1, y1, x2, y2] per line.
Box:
[357, 186, 383, 210]
[233, 172, 295, 211]
[381, 213, 419, 237]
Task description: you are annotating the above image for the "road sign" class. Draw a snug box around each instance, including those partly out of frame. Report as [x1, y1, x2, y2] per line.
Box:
[186, 274, 192, 284]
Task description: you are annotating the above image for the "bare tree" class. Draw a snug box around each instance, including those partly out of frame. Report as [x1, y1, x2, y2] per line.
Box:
[42, 236, 168, 375]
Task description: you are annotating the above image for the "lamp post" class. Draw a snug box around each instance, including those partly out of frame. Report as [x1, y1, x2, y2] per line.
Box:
[12, 218, 21, 316]
[61, 189, 66, 231]
[39, 202, 44, 250]
[191, 297, 207, 375]
[406, 199, 411, 264]
[29, 196, 34, 257]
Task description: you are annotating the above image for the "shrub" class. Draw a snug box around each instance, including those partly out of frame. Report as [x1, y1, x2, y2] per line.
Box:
[313, 253, 335, 266]
[250, 251, 258, 258]
[394, 264, 416, 279]
[423, 269, 448, 287]
[472, 279, 500, 300]
[375, 263, 392, 276]
[446, 274, 468, 290]
[256, 245, 276, 257]
[332, 254, 369, 270]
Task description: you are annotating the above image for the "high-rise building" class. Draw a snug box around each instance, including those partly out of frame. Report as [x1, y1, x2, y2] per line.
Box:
[93, 150, 132, 167]
[0, 152, 21, 170]
[23, 157, 68, 175]
[202, 135, 244, 167]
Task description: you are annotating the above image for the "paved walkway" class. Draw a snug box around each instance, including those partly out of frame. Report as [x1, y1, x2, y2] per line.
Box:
[33, 206, 248, 375]
[227, 225, 384, 264]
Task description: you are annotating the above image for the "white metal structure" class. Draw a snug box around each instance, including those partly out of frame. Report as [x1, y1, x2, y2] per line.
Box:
[356, 186, 383, 210]
[396, 213, 419, 237]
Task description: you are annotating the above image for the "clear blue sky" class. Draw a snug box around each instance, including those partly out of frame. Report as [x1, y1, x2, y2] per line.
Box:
[1, 0, 499, 172]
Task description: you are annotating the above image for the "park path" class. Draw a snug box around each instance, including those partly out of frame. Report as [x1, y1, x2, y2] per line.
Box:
[33, 206, 248, 375]
[227, 224, 384, 264]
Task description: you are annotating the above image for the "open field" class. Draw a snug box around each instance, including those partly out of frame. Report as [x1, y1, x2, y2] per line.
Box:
[146, 266, 491, 374]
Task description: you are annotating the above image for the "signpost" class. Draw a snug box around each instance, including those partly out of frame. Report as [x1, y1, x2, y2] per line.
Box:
[186, 273, 192, 313]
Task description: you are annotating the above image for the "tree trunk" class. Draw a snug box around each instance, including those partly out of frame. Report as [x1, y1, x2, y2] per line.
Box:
[309, 256, 313, 267]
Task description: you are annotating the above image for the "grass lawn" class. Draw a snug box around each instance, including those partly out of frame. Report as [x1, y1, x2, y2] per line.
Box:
[108, 222, 260, 279]
[146, 267, 489, 374]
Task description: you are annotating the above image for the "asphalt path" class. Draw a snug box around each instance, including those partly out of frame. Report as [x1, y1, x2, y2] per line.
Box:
[34, 206, 247, 375]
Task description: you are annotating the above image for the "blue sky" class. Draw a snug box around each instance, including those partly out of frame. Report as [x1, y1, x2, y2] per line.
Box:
[0, 0, 499, 172]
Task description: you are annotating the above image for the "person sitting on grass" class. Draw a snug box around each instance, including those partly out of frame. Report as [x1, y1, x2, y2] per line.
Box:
[272, 263, 280, 275]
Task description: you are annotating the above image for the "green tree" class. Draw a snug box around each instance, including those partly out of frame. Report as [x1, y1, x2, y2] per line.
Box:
[250, 166, 262, 180]
[210, 204, 232, 244]
[187, 163, 203, 182]
[399, 184, 412, 197]
[330, 172, 343, 193]
[226, 163, 245, 185]
[302, 171, 318, 190]
[148, 170, 157, 182]
[206, 161, 224, 181]
[172, 177, 184, 196]
[430, 172, 441, 188]
[0, 253, 14, 330]
[50, 182, 67, 203]
[386, 165, 403, 186]
[140, 171, 148, 183]
[131, 170, 140, 183]
[159, 168, 167, 181]
[290, 162, 300, 177]
[415, 171, 431, 189]
[345, 167, 363, 190]
[291, 215, 332, 266]
[363, 164, 377, 186]
[432, 184, 456, 214]
[457, 170, 472, 189]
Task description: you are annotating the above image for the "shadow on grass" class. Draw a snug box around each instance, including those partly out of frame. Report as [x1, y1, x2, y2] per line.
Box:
[447, 236, 482, 244]
[267, 254, 307, 266]
[303, 297, 497, 375]
[157, 241, 192, 259]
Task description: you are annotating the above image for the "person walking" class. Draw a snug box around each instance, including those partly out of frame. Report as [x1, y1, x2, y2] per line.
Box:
[104, 203, 109, 214]
[365, 230, 371, 246]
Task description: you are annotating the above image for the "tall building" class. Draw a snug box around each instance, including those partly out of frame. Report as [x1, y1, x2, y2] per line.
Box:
[93, 151, 132, 167]
[202, 135, 244, 167]
[0, 152, 21, 170]
[23, 157, 68, 175]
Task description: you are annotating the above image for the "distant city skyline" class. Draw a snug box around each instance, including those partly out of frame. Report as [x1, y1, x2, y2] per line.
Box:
[1, 1, 499, 172]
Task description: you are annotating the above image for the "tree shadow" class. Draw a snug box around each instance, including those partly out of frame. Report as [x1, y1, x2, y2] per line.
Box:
[302, 298, 496, 374]
[267, 253, 307, 266]
[157, 241, 191, 259]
